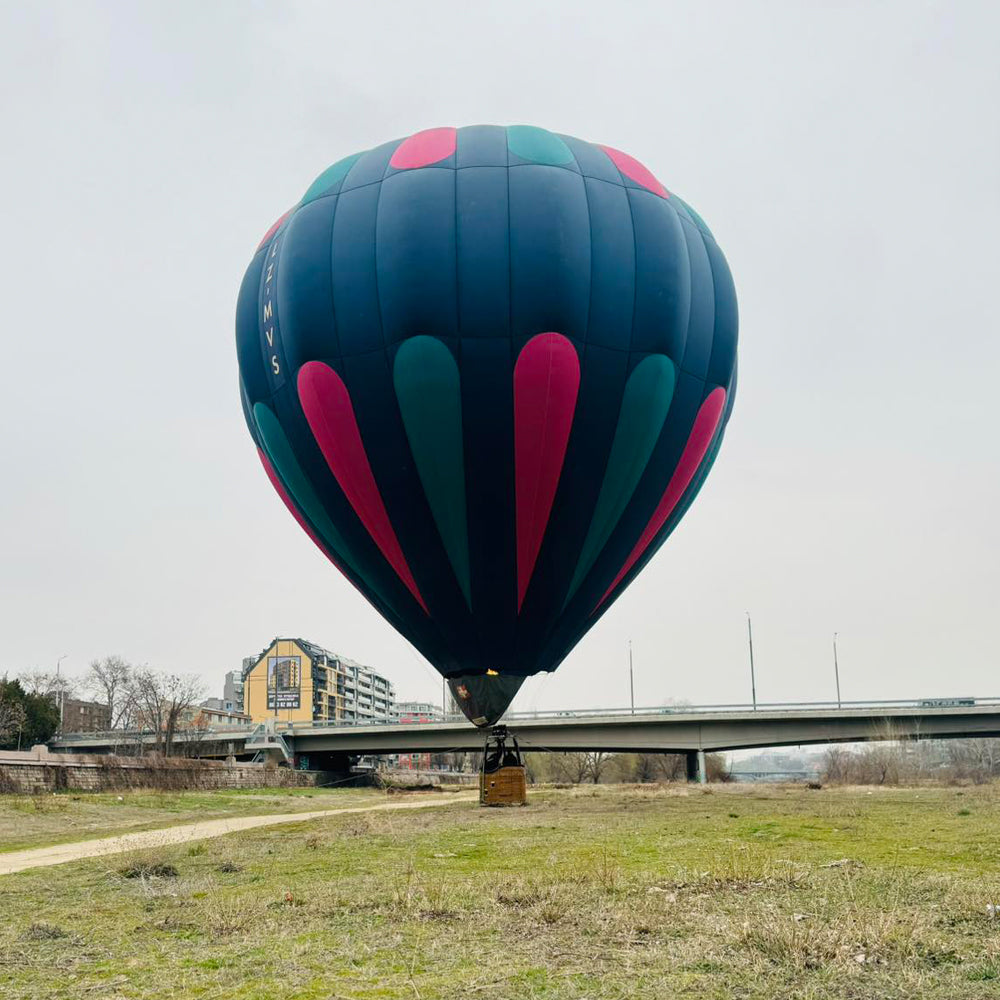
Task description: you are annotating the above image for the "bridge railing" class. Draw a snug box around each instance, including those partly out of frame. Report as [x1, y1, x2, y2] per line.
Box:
[52, 724, 256, 744]
[51, 696, 1000, 743]
[288, 695, 1000, 731]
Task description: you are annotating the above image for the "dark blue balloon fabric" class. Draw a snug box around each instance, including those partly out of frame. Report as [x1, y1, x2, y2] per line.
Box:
[236, 125, 738, 686]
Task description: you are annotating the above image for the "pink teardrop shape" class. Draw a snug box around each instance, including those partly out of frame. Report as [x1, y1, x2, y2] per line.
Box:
[597, 387, 726, 608]
[297, 361, 427, 612]
[514, 333, 581, 611]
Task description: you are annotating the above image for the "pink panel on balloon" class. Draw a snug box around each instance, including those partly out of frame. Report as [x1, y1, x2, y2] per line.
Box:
[256, 209, 292, 251]
[389, 127, 457, 169]
[598, 145, 668, 198]
[297, 362, 428, 612]
[596, 387, 726, 609]
[257, 448, 348, 578]
[514, 333, 581, 611]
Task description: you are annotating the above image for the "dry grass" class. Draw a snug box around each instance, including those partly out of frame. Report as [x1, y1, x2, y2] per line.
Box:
[2, 783, 1000, 998]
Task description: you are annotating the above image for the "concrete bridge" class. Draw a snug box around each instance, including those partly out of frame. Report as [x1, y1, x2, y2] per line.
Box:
[50, 697, 1000, 782]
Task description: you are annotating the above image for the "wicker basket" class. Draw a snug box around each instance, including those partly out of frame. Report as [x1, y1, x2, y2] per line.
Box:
[480, 765, 527, 806]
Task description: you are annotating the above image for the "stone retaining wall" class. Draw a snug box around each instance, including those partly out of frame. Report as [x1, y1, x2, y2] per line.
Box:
[0, 747, 319, 794]
[382, 768, 478, 788]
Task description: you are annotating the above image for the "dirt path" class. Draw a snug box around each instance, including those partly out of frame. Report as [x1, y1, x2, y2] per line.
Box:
[0, 793, 475, 876]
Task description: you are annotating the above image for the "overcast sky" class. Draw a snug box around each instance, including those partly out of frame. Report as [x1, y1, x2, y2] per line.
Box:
[1, 1, 997, 713]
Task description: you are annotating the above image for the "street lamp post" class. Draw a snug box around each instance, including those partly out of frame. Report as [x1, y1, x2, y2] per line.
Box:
[628, 640, 635, 715]
[55, 654, 68, 732]
[833, 632, 842, 708]
[746, 613, 757, 710]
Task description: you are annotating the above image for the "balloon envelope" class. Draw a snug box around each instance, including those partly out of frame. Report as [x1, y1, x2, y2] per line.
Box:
[236, 125, 738, 726]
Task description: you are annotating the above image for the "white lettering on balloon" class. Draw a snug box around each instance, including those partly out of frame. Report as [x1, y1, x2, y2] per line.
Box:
[260, 235, 286, 389]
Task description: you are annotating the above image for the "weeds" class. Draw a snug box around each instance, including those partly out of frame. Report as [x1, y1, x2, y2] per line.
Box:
[967, 962, 1000, 981]
[594, 843, 623, 892]
[675, 844, 809, 892]
[9, 795, 69, 815]
[198, 894, 257, 938]
[493, 877, 550, 909]
[22, 922, 67, 941]
[736, 897, 944, 970]
[117, 847, 179, 879]
[391, 859, 418, 912]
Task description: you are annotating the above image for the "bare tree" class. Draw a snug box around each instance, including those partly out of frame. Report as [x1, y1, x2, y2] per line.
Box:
[648, 753, 690, 782]
[705, 752, 732, 782]
[17, 669, 79, 734]
[126, 667, 205, 757]
[178, 707, 216, 758]
[85, 655, 134, 729]
[619, 753, 666, 783]
[947, 739, 1000, 782]
[821, 721, 927, 785]
[858, 742, 900, 784]
[17, 669, 54, 695]
[822, 746, 852, 783]
[18, 668, 78, 700]
[860, 719, 910, 784]
[583, 751, 613, 784]
[546, 751, 616, 784]
[548, 752, 591, 784]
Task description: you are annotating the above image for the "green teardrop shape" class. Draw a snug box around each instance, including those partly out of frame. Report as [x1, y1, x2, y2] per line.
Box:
[393, 337, 472, 608]
[565, 354, 676, 605]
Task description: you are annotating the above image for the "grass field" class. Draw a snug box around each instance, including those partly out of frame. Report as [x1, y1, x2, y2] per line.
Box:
[2, 783, 999, 999]
[0, 786, 386, 853]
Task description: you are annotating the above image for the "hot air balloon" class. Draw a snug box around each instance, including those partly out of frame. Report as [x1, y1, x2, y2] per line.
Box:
[236, 124, 737, 731]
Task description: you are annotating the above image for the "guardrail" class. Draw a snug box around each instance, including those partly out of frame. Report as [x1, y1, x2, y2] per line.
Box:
[291, 696, 1000, 730]
[51, 696, 1000, 743]
[53, 724, 256, 744]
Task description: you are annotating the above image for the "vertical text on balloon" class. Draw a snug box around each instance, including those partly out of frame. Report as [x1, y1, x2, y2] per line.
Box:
[259, 235, 288, 392]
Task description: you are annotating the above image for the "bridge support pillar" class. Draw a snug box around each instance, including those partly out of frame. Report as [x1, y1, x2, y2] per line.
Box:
[685, 750, 707, 784]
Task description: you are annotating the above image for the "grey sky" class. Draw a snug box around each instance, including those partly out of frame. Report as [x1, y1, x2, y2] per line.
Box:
[1, 1, 997, 712]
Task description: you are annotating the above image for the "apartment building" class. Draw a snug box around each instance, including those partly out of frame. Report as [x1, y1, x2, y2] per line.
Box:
[392, 701, 443, 723]
[223, 671, 245, 713]
[242, 637, 394, 725]
[336, 654, 394, 723]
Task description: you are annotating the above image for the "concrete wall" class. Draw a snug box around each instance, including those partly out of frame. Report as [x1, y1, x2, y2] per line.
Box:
[381, 768, 477, 789]
[0, 747, 319, 794]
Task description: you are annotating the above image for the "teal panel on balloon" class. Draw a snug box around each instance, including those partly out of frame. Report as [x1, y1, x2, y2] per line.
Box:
[672, 194, 713, 238]
[393, 336, 472, 608]
[301, 153, 364, 204]
[565, 354, 676, 604]
[506, 125, 574, 166]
